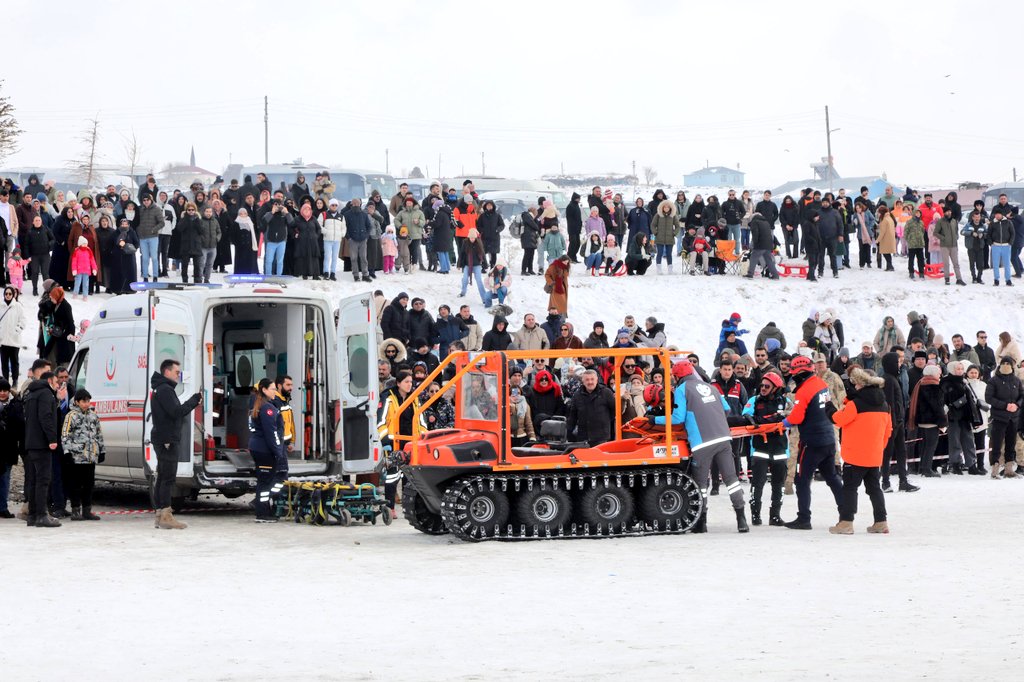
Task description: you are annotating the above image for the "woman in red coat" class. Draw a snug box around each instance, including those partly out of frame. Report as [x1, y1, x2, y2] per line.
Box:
[544, 254, 570, 315]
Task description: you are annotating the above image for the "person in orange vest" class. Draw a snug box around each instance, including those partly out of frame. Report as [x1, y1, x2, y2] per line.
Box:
[828, 368, 892, 535]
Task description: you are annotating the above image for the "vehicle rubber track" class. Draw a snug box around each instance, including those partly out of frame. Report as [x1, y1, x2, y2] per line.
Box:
[439, 467, 704, 542]
[402, 480, 448, 535]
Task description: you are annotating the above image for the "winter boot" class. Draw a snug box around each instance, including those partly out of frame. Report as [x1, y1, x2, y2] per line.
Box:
[750, 503, 762, 526]
[867, 521, 890, 534]
[157, 508, 187, 530]
[82, 507, 101, 521]
[34, 514, 62, 528]
[784, 517, 812, 530]
[1004, 462, 1019, 479]
[329, 273, 337, 281]
[16, 502, 29, 520]
[154, 508, 163, 528]
[991, 463, 1002, 479]
[70, 506, 83, 521]
[829, 520, 854, 535]
[899, 480, 920, 492]
[769, 505, 784, 526]
[784, 481, 794, 495]
[656, 263, 663, 275]
[690, 511, 707, 534]
[735, 508, 750, 533]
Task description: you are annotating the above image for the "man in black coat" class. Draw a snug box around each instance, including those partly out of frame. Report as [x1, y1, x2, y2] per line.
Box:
[150, 359, 202, 529]
[380, 292, 410, 345]
[754, 190, 779, 226]
[881, 352, 918, 492]
[744, 213, 779, 279]
[22, 371, 64, 527]
[816, 199, 843, 278]
[567, 192, 584, 262]
[0, 378, 25, 518]
[566, 370, 616, 445]
[974, 331, 997, 380]
[407, 298, 434, 345]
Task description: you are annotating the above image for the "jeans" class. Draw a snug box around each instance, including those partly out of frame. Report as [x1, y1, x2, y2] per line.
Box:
[1012, 240, 1024, 276]
[153, 442, 177, 509]
[584, 253, 603, 269]
[794, 441, 843, 522]
[264, 240, 286, 275]
[24, 450, 52, 518]
[491, 286, 508, 305]
[740, 227, 750, 250]
[727, 224, 742, 254]
[838, 464, 887, 523]
[655, 243, 673, 265]
[991, 244, 1012, 282]
[139, 237, 160, 279]
[675, 231, 685, 256]
[73, 273, 89, 296]
[349, 239, 368, 277]
[323, 239, 340, 274]
[461, 265, 488, 305]
[438, 250, 451, 273]
[0, 463, 10, 513]
[200, 247, 217, 282]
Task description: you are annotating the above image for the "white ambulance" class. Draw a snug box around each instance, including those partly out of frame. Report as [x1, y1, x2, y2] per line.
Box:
[66, 278, 382, 508]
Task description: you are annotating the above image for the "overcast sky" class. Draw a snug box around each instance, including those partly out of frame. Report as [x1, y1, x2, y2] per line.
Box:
[4, 0, 1022, 189]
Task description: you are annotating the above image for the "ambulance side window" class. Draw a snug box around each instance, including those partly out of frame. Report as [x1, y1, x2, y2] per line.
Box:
[347, 335, 369, 397]
[154, 332, 186, 396]
[69, 350, 89, 393]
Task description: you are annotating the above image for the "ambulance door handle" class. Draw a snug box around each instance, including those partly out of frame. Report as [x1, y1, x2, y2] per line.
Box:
[356, 400, 370, 413]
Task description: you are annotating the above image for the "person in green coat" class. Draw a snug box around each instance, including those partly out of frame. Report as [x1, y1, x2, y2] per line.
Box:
[904, 209, 926, 280]
[541, 223, 567, 268]
[651, 201, 679, 273]
[395, 195, 426, 272]
[932, 207, 965, 285]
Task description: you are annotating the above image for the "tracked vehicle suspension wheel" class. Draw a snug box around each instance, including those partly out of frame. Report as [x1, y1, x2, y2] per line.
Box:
[441, 478, 510, 541]
[578, 483, 635, 533]
[637, 471, 703, 532]
[402, 482, 448, 535]
[516, 485, 572, 537]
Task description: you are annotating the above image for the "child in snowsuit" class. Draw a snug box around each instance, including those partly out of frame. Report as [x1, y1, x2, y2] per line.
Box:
[396, 223, 412, 273]
[542, 224, 566, 268]
[6, 248, 26, 292]
[583, 232, 604, 273]
[381, 225, 398, 274]
[60, 388, 105, 521]
[70, 236, 98, 300]
[602, 233, 624, 275]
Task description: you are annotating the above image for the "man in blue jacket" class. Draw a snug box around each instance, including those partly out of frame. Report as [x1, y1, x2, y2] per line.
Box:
[652, 359, 749, 533]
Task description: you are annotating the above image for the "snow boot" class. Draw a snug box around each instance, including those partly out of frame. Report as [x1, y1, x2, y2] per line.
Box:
[750, 503, 762, 526]
[991, 464, 1002, 479]
[867, 521, 889, 534]
[1004, 462, 1020, 479]
[157, 508, 187, 530]
[16, 502, 29, 520]
[829, 520, 854, 535]
[70, 506, 83, 521]
[769, 505, 784, 527]
[690, 511, 707, 534]
[656, 263, 663, 275]
[784, 481, 794, 495]
[735, 508, 750, 533]
[784, 517, 812, 530]
[899, 480, 920, 492]
[82, 506, 101, 521]
[35, 514, 62, 528]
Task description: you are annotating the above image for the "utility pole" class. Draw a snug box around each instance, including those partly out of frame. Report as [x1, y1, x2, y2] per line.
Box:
[263, 96, 268, 164]
[438, 153, 442, 179]
[632, 160, 637, 194]
[385, 149, 389, 174]
[825, 105, 833, 193]
[481, 152, 485, 176]
[1014, 167, 1018, 182]
[561, 161, 564, 175]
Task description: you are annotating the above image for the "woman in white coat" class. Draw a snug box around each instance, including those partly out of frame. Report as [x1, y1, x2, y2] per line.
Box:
[0, 285, 26, 382]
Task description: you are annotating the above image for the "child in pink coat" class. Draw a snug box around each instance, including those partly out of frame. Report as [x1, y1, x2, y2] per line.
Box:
[381, 225, 398, 274]
[71, 236, 98, 300]
[6, 247, 26, 292]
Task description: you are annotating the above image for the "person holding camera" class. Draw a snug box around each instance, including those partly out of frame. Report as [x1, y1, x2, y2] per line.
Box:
[260, 200, 294, 276]
[150, 359, 202, 530]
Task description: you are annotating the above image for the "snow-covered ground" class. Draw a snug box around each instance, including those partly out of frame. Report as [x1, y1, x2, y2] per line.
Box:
[3, 476, 1024, 680]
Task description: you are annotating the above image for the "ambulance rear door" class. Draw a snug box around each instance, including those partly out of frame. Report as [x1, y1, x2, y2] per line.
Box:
[335, 293, 381, 474]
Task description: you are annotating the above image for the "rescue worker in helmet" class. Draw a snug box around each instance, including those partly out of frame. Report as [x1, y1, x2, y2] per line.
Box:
[249, 378, 286, 523]
[741, 371, 790, 526]
[649, 358, 749, 533]
[781, 355, 844, 530]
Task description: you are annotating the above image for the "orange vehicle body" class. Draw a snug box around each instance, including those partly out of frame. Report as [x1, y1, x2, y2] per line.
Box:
[391, 347, 780, 540]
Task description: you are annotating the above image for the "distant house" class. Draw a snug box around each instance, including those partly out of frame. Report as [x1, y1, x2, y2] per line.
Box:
[683, 166, 745, 187]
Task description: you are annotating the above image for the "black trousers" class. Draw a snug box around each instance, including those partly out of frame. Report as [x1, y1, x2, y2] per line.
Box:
[0, 345, 18, 382]
[24, 450, 52, 518]
[989, 419, 1018, 466]
[750, 456, 787, 514]
[878, 253, 893, 269]
[253, 449, 277, 518]
[795, 441, 842, 522]
[67, 462, 95, 508]
[521, 247, 536, 274]
[973, 430, 987, 468]
[883, 421, 908, 485]
[567, 229, 581, 261]
[908, 248, 925, 276]
[839, 464, 887, 523]
[819, 239, 838, 275]
[153, 442, 177, 508]
[858, 242, 873, 267]
[919, 426, 939, 472]
[805, 246, 822, 278]
[179, 255, 202, 283]
[783, 226, 800, 258]
[158, 234, 171, 275]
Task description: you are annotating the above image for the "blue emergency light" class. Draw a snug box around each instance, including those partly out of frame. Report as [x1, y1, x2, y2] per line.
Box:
[225, 274, 297, 285]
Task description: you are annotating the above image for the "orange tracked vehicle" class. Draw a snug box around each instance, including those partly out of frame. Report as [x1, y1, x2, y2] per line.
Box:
[390, 347, 779, 541]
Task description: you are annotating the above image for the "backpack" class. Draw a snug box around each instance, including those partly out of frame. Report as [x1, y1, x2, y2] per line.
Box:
[509, 214, 523, 238]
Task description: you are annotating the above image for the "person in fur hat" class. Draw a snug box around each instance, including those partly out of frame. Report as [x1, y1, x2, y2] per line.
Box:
[828, 368, 892, 534]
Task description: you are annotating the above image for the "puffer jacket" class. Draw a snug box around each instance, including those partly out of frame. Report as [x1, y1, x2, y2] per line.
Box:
[903, 217, 926, 249]
[395, 206, 426, 240]
[135, 202, 166, 239]
[199, 216, 221, 249]
[175, 214, 203, 257]
[61, 404, 105, 464]
[319, 210, 347, 242]
[650, 204, 679, 245]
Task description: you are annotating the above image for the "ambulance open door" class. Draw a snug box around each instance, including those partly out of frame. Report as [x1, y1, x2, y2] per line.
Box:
[336, 293, 381, 474]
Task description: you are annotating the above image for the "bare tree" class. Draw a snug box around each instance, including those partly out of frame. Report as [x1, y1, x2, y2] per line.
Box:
[642, 165, 658, 186]
[123, 129, 144, 190]
[0, 80, 22, 164]
[67, 115, 102, 187]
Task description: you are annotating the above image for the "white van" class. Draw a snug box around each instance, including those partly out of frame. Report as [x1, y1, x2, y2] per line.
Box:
[66, 280, 381, 508]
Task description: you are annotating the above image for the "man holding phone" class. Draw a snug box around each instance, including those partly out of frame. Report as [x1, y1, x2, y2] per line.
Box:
[150, 359, 202, 530]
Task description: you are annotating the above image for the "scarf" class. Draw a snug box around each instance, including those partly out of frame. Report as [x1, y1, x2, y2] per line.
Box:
[908, 374, 940, 430]
[236, 216, 257, 250]
[877, 325, 897, 351]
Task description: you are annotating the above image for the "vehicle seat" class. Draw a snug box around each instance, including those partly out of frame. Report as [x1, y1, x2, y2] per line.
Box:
[535, 417, 589, 454]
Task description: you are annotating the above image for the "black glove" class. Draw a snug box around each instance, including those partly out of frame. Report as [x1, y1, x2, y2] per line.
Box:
[98, 451, 106, 463]
[825, 402, 838, 419]
[645, 416, 658, 429]
[726, 415, 749, 427]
